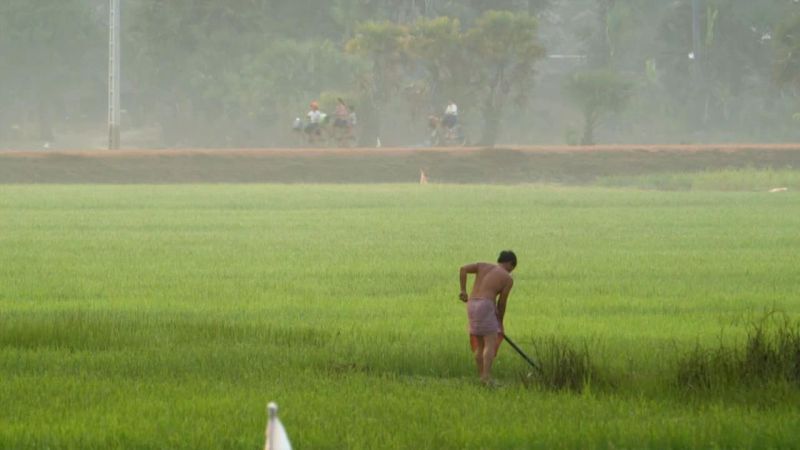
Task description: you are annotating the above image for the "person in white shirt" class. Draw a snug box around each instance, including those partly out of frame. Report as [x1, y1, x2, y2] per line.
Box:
[305, 101, 323, 135]
[443, 101, 458, 128]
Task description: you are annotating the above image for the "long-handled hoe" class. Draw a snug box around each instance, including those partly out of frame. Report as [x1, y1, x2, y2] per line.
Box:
[503, 334, 543, 375]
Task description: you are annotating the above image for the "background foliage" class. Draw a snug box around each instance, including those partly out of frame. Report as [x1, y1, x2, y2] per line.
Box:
[3, 0, 800, 148]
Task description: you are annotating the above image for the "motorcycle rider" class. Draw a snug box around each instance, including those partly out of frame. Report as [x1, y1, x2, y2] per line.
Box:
[443, 100, 458, 129]
[306, 101, 323, 136]
[334, 98, 350, 129]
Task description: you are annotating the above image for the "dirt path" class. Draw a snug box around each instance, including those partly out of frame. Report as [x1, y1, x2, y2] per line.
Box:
[4, 143, 800, 158]
[2, 144, 799, 184]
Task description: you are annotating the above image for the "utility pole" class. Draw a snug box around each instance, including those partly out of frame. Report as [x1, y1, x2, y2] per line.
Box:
[690, 0, 709, 125]
[691, 0, 703, 61]
[108, 0, 121, 149]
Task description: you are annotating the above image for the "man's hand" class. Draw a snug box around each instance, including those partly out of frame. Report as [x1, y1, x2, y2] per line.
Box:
[459, 291, 468, 303]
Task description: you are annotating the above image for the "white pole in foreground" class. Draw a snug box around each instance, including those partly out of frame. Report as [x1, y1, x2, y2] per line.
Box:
[265, 402, 292, 450]
[108, 0, 121, 149]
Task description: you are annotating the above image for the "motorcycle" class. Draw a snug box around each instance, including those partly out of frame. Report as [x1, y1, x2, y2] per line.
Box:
[428, 115, 467, 147]
[292, 113, 357, 148]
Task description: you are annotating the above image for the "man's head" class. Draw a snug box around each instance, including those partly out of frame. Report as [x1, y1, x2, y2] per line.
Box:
[497, 250, 517, 272]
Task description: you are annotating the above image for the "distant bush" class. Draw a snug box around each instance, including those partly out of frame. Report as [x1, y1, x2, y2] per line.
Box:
[520, 337, 601, 393]
[676, 313, 800, 391]
[598, 168, 800, 191]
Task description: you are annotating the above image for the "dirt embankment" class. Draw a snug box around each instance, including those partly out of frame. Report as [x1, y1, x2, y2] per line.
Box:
[1, 145, 799, 184]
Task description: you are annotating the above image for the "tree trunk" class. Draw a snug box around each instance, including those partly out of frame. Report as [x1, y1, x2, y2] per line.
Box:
[581, 109, 598, 145]
[581, 124, 593, 146]
[429, 71, 443, 115]
[373, 107, 383, 147]
[589, 0, 615, 68]
[36, 96, 54, 142]
[357, 100, 381, 147]
[480, 107, 501, 147]
[479, 69, 504, 147]
[479, 90, 501, 147]
[362, 59, 386, 146]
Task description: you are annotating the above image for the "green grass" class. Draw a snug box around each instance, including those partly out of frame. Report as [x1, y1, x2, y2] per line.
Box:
[1, 184, 800, 449]
[598, 167, 800, 191]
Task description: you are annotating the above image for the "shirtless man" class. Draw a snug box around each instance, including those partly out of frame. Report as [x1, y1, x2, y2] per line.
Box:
[459, 250, 516, 384]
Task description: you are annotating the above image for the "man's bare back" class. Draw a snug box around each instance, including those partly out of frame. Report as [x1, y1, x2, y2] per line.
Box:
[468, 263, 513, 301]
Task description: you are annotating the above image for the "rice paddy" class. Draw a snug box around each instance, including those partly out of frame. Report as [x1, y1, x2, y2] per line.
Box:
[2, 184, 799, 449]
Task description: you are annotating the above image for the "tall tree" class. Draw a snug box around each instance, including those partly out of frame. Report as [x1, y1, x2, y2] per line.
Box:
[345, 21, 410, 145]
[564, 69, 633, 145]
[465, 11, 545, 146]
[408, 17, 469, 113]
[0, 0, 103, 143]
[776, 15, 800, 90]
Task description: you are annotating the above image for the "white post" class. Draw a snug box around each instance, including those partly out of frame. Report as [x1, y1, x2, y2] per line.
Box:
[265, 402, 292, 450]
[108, 0, 121, 149]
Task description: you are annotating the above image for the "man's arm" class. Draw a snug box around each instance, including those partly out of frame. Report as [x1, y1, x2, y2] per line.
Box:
[496, 278, 514, 325]
[459, 263, 479, 302]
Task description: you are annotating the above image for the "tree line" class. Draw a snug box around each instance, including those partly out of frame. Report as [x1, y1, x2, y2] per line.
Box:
[2, 0, 800, 148]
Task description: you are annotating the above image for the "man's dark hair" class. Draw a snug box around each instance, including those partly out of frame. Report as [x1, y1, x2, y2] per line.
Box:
[497, 250, 517, 268]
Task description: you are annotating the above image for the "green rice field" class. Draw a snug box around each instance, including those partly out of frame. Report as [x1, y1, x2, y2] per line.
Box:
[2, 184, 800, 449]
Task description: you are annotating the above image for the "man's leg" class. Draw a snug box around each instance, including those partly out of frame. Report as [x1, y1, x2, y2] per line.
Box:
[472, 335, 484, 377]
[481, 333, 499, 383]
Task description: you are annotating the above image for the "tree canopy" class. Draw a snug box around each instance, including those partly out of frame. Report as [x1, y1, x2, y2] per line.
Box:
[2, 0, 800, 148]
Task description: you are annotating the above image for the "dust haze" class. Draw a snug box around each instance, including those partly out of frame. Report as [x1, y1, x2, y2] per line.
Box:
[2, 0, 800, 150]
